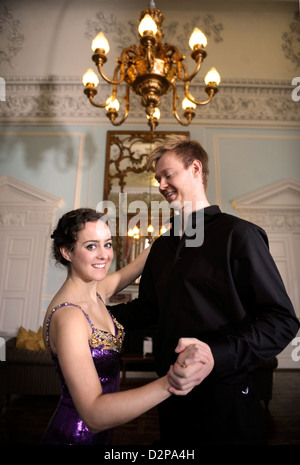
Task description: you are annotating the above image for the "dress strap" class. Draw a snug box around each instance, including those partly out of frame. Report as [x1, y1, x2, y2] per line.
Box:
[96, 291, 104, 303]
[45, 302, 93, 353]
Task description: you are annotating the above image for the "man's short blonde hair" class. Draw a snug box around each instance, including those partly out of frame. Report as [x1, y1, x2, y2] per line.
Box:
[148, 135, 209, 190]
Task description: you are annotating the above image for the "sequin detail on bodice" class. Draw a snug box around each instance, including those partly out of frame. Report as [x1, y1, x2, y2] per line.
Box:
[42, 293, 125, 445]
[45, 293, 125, 353]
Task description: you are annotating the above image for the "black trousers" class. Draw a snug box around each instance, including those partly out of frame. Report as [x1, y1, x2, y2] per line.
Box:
[157, 381, 266, 446]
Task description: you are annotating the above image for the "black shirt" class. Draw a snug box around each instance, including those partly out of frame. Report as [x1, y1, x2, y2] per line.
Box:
[111, 205, 299, 383]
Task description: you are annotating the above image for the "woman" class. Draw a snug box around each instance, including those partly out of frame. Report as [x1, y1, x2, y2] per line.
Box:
[42, 208, 194, 445]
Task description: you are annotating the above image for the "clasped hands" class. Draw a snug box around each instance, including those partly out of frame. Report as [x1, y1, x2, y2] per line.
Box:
[167, 338, 214, 396]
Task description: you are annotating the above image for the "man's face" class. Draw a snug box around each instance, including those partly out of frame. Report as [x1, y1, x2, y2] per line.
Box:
[155, 151, 200, 211]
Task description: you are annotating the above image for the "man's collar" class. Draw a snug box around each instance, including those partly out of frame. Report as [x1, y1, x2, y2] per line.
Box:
[169, 205, 221, 224]
[184, 204, 221, 218]
[167, 205, 221, 238]
[203, 205, 221, 215]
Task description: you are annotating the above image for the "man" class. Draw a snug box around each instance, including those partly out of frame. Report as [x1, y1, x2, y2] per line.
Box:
[110, 136, 299, 445]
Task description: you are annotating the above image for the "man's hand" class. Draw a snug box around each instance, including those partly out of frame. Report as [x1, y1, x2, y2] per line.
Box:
[167, 338, 214, 395]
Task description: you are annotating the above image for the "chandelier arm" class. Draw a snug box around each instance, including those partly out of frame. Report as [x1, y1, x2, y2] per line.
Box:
[176, 58, 203, 83]
[171, 83, 192, 126]
[146, 44, 153, 73]
[165, 45, 202, 82]
[172, 110, 191, 126]
[120, 46, 139, 61]
[96, 46, 139, 85]
[96, 60, 126, 86]
[108, 83, 131, 126]
[184, 81, 215, 106]
[163, 44, 182, 68]
[88, 94, 106, 109]
[119, 46, 140, 72]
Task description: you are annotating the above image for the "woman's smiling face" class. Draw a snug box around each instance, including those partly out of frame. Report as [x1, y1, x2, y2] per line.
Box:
[62, 220, 114, 281]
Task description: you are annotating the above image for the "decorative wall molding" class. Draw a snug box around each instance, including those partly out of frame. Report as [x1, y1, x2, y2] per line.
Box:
[1, 76, 299, 128]
[0, 176, 62, 336]
[232, 178, 300, 233]
[233, 178, 300, 368]
[231, 209, 300, 233]
[232, 177, 300, 209]
[0, 175, 64, 224]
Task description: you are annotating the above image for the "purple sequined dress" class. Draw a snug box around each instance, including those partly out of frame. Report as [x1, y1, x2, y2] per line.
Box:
[43, 295, 125, 445]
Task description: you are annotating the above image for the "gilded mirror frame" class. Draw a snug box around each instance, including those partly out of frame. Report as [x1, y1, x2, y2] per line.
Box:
[104, 130, 189, 271]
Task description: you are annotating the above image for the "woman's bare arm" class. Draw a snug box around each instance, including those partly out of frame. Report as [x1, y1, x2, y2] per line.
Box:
[97, 245, 151, 301]
[51, 305, 174, 433]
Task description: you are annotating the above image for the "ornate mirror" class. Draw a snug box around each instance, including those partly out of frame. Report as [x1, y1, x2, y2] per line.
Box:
[103, 130, 189, 270]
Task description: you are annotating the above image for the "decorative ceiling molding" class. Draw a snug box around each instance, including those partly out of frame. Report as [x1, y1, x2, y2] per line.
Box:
[0, 76, 299, 128]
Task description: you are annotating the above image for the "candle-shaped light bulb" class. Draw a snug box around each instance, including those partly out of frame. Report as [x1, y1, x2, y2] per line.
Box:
[204, 67, 221, 86]
[147, 107, 161, 120]
[138, 14, 157, 36]
[92, 32, 110, 54]
[82, 69, 99, 87]
[189, 28, 207, 50]
[133, 226, 140, 239]
[182, 97, 196, 110]
[105, 96, 120, 111]
[152, 107, 160, 119]
[147, 224, 154, 234]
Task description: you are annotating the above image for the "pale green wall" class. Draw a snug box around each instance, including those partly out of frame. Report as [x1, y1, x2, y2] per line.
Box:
[1, 123, 299, 313]
[0, 125, 108, 308]
[203, 127, 300, 215]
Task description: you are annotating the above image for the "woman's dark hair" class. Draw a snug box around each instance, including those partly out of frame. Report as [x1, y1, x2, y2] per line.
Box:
[51, 208, 102, 268]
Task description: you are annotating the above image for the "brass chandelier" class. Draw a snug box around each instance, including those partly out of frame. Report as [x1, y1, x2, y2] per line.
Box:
[83, 1, 221, 131]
